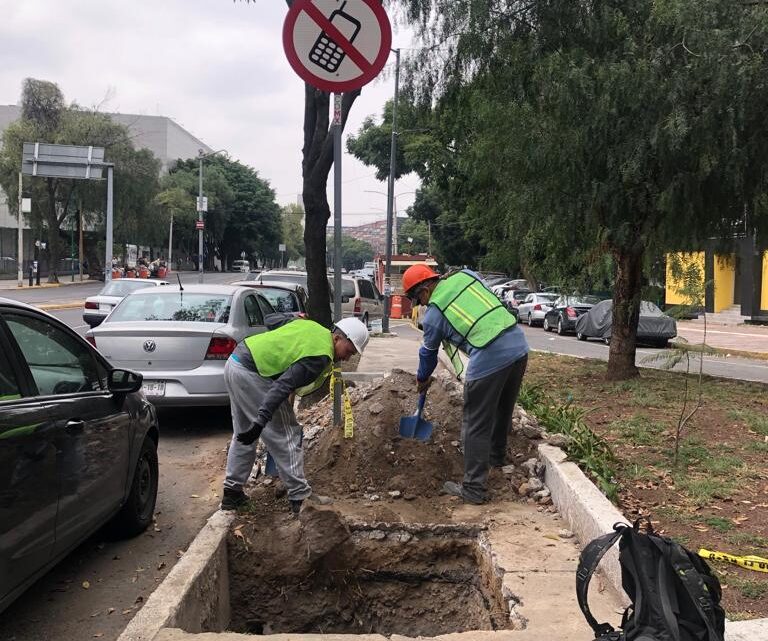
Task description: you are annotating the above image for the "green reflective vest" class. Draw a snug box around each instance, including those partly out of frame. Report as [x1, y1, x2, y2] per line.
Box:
[429, 271, 516, 377]
[243, 319, 334, 396]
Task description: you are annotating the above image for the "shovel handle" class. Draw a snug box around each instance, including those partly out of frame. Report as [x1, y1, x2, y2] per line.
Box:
[416, 393, 426, 419]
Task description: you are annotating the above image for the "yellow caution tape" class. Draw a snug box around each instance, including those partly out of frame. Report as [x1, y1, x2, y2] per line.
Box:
[329, 368, 354, 439]
[699, 548, 768, 573]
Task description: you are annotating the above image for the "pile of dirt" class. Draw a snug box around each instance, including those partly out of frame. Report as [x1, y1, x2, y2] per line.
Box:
[300, 369, 538, 501]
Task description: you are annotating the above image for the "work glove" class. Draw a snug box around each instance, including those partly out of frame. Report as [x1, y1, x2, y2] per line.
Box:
[416, 376, 433, 394]
[237, 421, 264, 446]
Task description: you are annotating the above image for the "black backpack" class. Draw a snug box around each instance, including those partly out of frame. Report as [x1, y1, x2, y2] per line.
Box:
[576, 520, 725, 641]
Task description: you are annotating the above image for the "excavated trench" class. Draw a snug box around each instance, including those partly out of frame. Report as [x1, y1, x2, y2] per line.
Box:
[226, 511, 513, 637]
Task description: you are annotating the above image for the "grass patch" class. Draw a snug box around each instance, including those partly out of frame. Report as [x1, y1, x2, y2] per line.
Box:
[702, 455, 744, 476]
[731, 577, 768, 600]
[746, 441, 768, 454]
[726, 532, 768, 552]
[610, 415, 666, 446]
[703, 517, 734, 532]
[674, 476, 735, 506]
[728, 409, 768, 436]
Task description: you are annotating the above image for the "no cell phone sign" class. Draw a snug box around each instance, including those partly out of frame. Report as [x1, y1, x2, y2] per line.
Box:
[283, 0, 392, 93]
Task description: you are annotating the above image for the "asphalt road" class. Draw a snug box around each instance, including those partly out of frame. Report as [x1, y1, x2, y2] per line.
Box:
[0, 270, 241, 305]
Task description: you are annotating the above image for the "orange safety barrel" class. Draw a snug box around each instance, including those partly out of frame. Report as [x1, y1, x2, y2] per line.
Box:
[391, 295, 403, 319]
[157, 266, 167, 278]
[139, 266, 150, 278]
[112, 269, 122, 279]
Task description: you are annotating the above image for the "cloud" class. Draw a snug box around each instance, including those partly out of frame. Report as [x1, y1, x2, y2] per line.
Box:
[0, 0, 420, 223]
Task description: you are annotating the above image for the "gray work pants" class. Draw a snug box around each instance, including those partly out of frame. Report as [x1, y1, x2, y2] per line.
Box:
[461, 354, 528, 502]
[223, 358, 311, 501]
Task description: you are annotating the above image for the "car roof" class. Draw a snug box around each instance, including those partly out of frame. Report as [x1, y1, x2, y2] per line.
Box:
[0, 297, 42, 312]
[126, 284, 243, 295]
[232, 280, 302, 292]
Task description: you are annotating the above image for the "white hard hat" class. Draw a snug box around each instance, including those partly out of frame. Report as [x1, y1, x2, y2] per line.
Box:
[334, 317, 369, 354]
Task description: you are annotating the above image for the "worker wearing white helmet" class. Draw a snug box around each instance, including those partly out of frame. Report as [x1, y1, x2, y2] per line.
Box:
[221, 315, 368, 514]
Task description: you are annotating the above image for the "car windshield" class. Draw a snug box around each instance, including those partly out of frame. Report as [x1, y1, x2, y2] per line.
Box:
[563, 295, 601, 305]
[537, 294, 559, 303]
[513, 291, 531, 300]
[260, 272, 307, 286]
[255, 288, 301, 313]
[99, 280, 155, 297]
[108, 293, 232, 323]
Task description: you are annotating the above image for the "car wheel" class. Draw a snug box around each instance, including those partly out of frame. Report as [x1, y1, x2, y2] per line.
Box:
[543, 317, 551, 332]
[362, 313, 369, 328]
[107, 435, 158, 538]
[557, 318, 565, 336]
[604, 337, 611, 346]
[527, 313, 533, 326]
[576, 332, 587, 341]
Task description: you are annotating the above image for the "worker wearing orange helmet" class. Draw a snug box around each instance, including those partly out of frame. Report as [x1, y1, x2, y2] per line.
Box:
[403, 264, 528, 505]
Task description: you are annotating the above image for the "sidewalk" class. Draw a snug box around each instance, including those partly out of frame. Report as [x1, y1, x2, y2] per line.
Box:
[675, 319, 768, 357]
[348, 324, 421, 380]
[0, 276, 92, 290]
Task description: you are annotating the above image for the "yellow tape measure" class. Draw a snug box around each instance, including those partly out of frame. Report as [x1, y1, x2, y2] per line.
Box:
[699, 548, 768, 573]
[329, 368, 354, 439]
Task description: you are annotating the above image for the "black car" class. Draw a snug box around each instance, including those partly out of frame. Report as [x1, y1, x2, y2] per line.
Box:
[0, 299, 159, 614]
[542, 295, 603, 335]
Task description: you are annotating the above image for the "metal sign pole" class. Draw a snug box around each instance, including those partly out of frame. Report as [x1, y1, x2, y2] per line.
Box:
[105, 166, 114, 282]
[17, 172, 23, 287]
[383, 47, 400, 334]
[333, 93, 343, 427]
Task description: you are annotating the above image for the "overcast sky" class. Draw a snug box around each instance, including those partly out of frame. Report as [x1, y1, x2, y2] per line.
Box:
[0, 0, 419, 225]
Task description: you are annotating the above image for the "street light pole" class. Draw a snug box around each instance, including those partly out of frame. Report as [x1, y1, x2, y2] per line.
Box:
[198, 151, 204, 283]
[383, 47, 400, 334]
[17, 172, 23, 287]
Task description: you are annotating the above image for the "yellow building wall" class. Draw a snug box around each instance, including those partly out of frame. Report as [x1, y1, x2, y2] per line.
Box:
[762, 251, 768, 310]
[713, 254, 735, 313]
[665, 252, 705, 306]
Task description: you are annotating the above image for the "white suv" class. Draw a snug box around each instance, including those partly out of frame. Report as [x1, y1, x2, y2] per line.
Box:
[232, 260, 250, 273]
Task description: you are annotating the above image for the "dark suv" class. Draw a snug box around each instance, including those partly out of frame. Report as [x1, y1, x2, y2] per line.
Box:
[0, 299, 159, 614]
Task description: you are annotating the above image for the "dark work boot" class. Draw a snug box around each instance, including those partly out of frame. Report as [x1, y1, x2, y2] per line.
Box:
[440, 480, 485, 505]
[221, 487, 247, 511]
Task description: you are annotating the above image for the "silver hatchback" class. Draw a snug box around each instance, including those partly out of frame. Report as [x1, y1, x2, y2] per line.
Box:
[85, 285, 274, 407]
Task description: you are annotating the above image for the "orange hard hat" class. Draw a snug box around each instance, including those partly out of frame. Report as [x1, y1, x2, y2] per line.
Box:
[402, 264, 439, 295]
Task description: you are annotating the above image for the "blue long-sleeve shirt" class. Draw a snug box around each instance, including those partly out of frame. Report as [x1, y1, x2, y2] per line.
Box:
[417, 272, 529, 382]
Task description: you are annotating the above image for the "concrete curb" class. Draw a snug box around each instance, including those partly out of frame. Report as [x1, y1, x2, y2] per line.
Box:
[37, 300, 84, 311]
[117, 510, 234, 641]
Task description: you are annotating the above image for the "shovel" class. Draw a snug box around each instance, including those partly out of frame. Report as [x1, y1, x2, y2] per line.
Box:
[398, 393, 433, 441]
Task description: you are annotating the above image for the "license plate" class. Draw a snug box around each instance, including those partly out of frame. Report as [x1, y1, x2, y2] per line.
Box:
[99, 304, 112, 311]
[142, 381, 166, 397]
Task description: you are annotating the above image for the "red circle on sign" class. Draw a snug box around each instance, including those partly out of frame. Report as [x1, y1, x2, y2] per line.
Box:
[282, 0, 392, 93]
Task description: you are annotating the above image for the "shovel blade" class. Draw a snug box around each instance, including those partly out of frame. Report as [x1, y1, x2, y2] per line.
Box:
[398, 416, 418, 439]
[413, 417, 433, 441]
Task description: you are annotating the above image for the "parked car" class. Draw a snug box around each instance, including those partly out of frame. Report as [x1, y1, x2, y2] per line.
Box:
[575, 299, 677, 347]
[232, 281, 308, 315]
[516, 292, 560, 326]
[83, 279, 169, 327]
[340, 276, 383, 327]
[86, 285, 275, 407]
[0, 298, 158, 614]
[232, 259, 250, 273]
[491, 279, 530, 296]
[502, 289, 532, 311]
[252, 270, 309, 287]
[542, 295, 603, 335]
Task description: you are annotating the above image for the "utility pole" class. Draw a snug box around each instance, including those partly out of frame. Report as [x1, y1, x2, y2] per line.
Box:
[198, 150, 204, 283]
[383, 47, 400, 334]
[168, 213, 173, 273]
[17, 172, 23, 287]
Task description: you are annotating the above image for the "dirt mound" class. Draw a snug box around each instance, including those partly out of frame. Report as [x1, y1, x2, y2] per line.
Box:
[300, 369, 537, 500]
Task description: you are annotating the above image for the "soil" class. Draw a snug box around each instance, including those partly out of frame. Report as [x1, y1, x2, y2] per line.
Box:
[524, 352, 768, 619]
[228, 507, 508, 637]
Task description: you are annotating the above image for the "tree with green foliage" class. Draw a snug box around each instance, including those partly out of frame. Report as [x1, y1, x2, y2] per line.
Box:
[156, 155, 280, 270]
[396, 216, 429, 255]
[392, 0, 768, 379]
[326, 235, 375, 272]
[0, 78, 161, 281]
[281, 204, 305, 267]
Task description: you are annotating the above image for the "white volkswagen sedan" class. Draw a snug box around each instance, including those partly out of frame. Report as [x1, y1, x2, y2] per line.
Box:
[86, 285, 274, 407]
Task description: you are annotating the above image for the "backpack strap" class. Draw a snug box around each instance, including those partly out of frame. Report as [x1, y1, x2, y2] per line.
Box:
[576, 525, 626, 636]
[665, 541, 725, 641]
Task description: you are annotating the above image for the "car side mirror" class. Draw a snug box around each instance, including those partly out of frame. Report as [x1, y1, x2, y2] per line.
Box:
[341, 295, 350, 303]
[108, 368, 143, 394]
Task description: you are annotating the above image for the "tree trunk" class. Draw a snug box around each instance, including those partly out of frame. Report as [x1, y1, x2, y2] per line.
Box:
[606, 244, 644, 380]
[45, 178, 60, 283]
[303, 183, 333, 326]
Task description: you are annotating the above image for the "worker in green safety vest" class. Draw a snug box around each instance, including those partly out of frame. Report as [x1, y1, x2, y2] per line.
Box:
[221, 316, 369, 514]
[402, 265, 529, 505]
